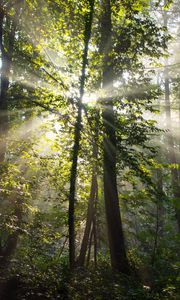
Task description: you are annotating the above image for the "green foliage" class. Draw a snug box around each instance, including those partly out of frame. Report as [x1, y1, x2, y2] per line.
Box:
[0, 0, 179, 299]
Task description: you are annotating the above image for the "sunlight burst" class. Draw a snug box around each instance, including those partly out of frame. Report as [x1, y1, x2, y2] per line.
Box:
[82, 93, 98, 106]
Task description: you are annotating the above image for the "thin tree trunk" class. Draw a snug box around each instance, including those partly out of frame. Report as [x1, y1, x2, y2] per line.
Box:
[101, 0, 129, 274]
[151, 64, 165, 266]
[68, 0, 94, 268]
[151, 164, 165, 264]
[93, 185, 98, 267]
[151, 197, 159, 266]
[86, 226, 93, 267]
[78, 111, 99, 267]
[78, 174, 97, 266]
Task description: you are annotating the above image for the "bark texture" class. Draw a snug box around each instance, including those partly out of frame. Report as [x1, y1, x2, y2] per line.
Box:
[101, 0, 129, 274]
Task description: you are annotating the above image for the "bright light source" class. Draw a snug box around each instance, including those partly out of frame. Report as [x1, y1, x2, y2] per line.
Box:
[82, 93, 97, 106]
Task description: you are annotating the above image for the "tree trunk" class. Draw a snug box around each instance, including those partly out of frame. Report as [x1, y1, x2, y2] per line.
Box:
[68, 0, 94, 268]
[101, 0, 129, 274]
[78, 111, 99, 267]
[86, 226, 93, 267]
[93, 185, 98, 267]
[78, 174, 97, 266]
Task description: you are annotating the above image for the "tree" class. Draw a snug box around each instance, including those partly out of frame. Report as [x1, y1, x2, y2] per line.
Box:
[100, 0, 130, 274]
[78, 111, 99, 267]
[68, 0, 95, 268]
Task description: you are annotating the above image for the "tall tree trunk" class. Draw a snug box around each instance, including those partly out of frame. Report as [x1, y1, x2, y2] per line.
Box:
[68, 0, 94, 268]
[93, 181, 98, 267]
[86, 225, 93, 267]
[151, 173, 163, 266]
[101, 0, 129, 274]
[78, 173, 98, 266]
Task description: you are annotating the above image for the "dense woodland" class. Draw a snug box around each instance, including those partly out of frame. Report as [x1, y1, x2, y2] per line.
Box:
[0, 0, 180, 299]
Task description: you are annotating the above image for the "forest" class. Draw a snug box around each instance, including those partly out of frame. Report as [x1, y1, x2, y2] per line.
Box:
[0, 0, 180, 299]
